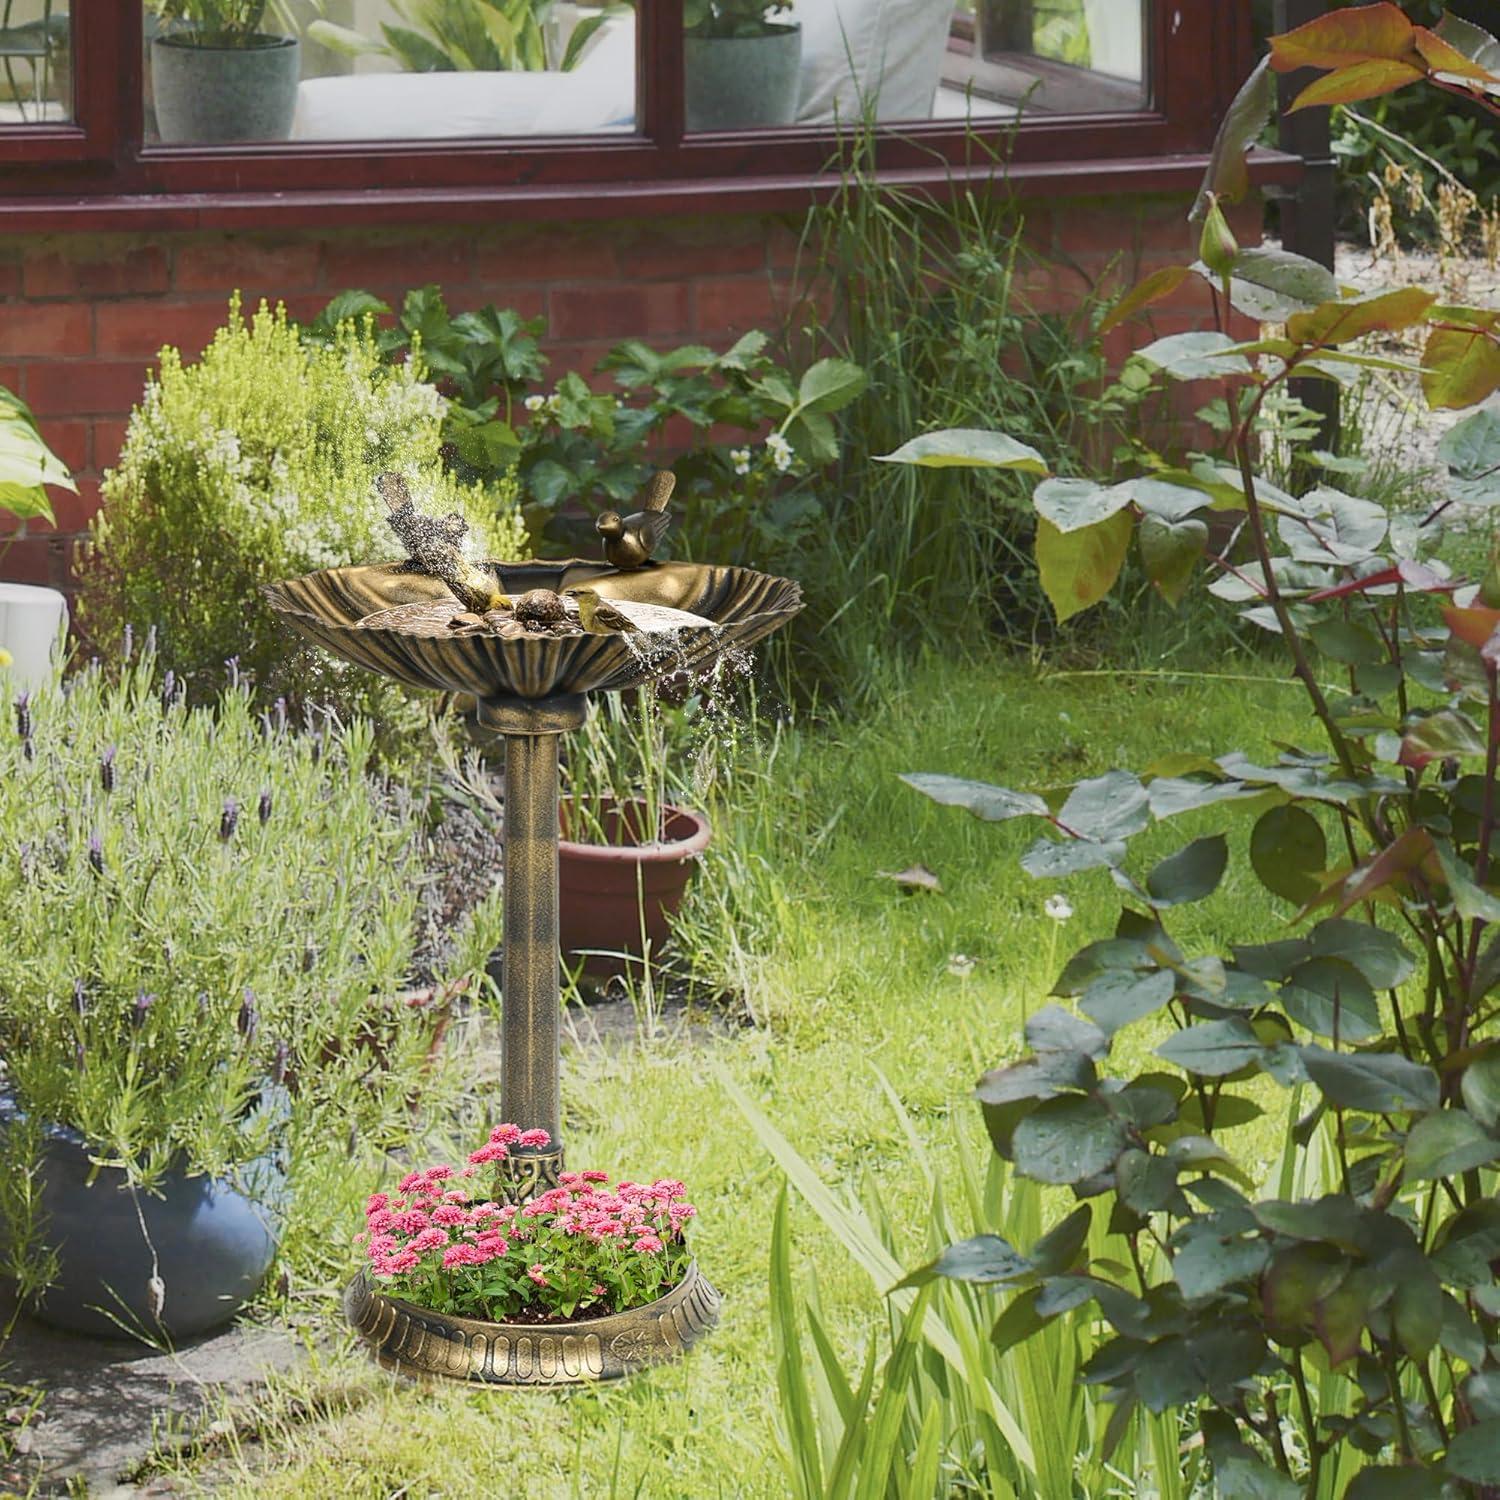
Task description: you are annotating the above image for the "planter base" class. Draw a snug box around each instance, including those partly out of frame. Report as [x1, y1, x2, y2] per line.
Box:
[343, 1258, 719, 1384]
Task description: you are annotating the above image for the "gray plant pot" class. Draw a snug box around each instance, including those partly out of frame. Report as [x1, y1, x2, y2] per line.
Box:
[685, 23, 801, 132]
[152, 33, 301, 144]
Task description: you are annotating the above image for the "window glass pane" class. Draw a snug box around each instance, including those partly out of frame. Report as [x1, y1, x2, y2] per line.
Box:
[0, 2, 70, 124]
[143, 2, 637, 144]
[683, 0, 1145, 132]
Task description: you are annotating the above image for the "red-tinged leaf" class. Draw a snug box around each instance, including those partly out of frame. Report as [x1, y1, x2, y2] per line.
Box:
[1424, 326, 1500, 410]
[1325, 825, 1437, 918]
[1444, 604, 1500, 651]
[1305, 559, 1455, 602]
[1287, 287, 1435, 346]
[1306, 566, 1400, 602]
[1099, 265, 1193, 336]
[1402, 710, 1487, 769]
[1289, 58, 1428, 109]
[1414, 25, 1498, 82]
[1269, 3, 1417, 71]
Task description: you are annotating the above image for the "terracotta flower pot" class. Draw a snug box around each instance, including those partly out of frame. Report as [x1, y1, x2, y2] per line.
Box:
[558, 797, 710, 977]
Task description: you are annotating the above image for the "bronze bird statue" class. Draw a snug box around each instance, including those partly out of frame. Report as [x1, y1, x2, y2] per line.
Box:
[377, 472, 511, 616]
[597, 469, 674, 570]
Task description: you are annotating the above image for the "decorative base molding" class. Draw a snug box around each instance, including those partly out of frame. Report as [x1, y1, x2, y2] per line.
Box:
[343, 1260, 720, 1385]
[493, 1147, 564, 1204]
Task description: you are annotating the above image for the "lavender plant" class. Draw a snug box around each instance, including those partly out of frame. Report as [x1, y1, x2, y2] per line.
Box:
[885, 7, 1500, 1493]
[0, 646, 496, 1302]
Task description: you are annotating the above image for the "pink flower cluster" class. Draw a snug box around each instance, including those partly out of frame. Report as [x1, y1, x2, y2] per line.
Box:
[355, 1125, 696, 1320]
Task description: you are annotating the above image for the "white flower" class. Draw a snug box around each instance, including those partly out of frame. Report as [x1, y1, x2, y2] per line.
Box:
[523, 394, 547, 413]
[765, 432, 794, 473]
[946, 953, 977, 979]
[1044, 895, 1074, 923]
[730, 448, 752, 476]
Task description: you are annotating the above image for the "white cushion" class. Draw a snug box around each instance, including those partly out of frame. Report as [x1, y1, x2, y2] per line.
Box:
[292, 18, 636, 140]
[791, 0, 952, 124]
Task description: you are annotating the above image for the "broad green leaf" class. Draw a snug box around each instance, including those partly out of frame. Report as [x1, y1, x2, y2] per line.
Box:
[1192, 55, 1274, 214]
[1156, 1018, 1264, 1078]
[1462, 1051, 1500, 1130]
[1057, 770, 1150, 843]
[1308, 918, 1415, 989]
[1286, 287, 1435, 346]
[1098, 264, 1192, 335]
[1466, 1371, 1500, 1423]
[1116, 1149, 1182, 1214]
[1424, 325, 1500, 410]
[1346, 1466, 1446, 1499]
[1212, 1448, 1301, 1499]
[1392, 1267, 1444, 1358]
[1036, 511, 1133, 623]
[1250, 805, 1327, 905]
[794, 358, 867, 415]
[1278, 487, 1386, 565]
[1405, 1110, 1500, 1180]
[877, 428, 1048, 473]
[1133, 331, 1253, 380]
[1403, 709, 1486, 766]
[1122, 477, 1212, 523]
[1139, 514, 1208, 606]
[894, 1234, 1031, 1290]
[1299, 1045, 1439, 1114]
[990, 1286, 1046, 1355]
[1435, 11, 1500, 75]
[1011, 1095, 1129, 1185]
[1289, 57, 1426, 109]
[1433, 839, 1500, 922]
[1439, 407, 1500, 503]
[1269, 4, 1417, 70]
[1280, 957, 1381, 1042]
[1081, 968, 1175, 1035]
[1309, 617, 1385, 665]
[1022, 833, 1125, 879]
[1172, 1228, 1269, 1301]
[1026, 1004, 1108, 1059]
[1222, 245, 1340, 320]
[899, 773, 1049, 821]
[1029, 1205, 1093, 1276]
[1446, 1419, 1500, 1484]
[1147, 835, 1228, 907]
[976, 1051, 1095, 1107]
[1033, 476, 1133, 534]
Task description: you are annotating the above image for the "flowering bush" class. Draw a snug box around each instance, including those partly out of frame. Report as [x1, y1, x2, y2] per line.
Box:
[78, 296, 528, 741]
[360, 1126, 696, 1321]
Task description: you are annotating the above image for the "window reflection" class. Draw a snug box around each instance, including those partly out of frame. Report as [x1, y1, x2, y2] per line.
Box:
[0, 1, 69, 125]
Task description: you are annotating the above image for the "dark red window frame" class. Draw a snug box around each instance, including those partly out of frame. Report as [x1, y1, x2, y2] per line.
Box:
[0, 1, 1295, 231]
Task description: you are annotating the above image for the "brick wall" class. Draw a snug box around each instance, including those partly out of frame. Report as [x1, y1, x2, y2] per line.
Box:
[0, 191, 1245, 595]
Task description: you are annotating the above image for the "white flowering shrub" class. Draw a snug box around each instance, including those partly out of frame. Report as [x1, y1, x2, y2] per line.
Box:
[80, 298, 528, 739]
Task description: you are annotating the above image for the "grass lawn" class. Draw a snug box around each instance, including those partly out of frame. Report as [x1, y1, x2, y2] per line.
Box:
[168, 648, 1316, 1499]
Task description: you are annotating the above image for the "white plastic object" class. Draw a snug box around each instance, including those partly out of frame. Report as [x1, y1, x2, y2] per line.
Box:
[0, 582, 67, 692]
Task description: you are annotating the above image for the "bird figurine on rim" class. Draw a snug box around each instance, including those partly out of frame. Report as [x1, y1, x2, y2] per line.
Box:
[597, 469, 674, 570]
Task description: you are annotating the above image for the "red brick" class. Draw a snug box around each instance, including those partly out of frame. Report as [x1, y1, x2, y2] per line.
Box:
[33, 477, 102, 534]
[92, 417, 131, 471]
[0, 362, 20, 393]
[0, 534, 69, 588]
[614, 224, 766, 280]
[444, 285, 548, 326]
[95, 301, 229, 359]
[174, 237, 323, 295]
[476, 229, 616, 284]
[322, 234, 473, 290]
[0, 303, 92, 359]
[27, 360, 148, 417]
[39, 419, 89, 475]
[549, 282, 693, 341]
[541, 340, 623, 379]
[0, 258, 22, 298]
[24, 245, 170, 299]
[693, 275, 784, 338]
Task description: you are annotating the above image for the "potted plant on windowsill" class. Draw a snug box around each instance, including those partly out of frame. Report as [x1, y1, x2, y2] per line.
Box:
[683, 0, 801, 131]
[148, 1, 302, 143]
[0, 650, 477, 1341]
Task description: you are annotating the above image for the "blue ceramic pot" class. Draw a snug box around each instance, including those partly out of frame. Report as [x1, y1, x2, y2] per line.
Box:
[0, 1093, 283, 1341]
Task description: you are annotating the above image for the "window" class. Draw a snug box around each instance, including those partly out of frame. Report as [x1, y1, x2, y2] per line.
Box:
[0, 3, 1267, 227]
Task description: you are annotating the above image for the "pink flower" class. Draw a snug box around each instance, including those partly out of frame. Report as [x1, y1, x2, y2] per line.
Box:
[590, 1283, 607, 1298]
[459, 1165, 477, 1177]
[410, 1227, 449, 1253]
[383, 1249, 420, 1274]
[517, 1128, 551, 1148]
[425, 1165, 454, 1183]
[365, 1192, 389, 1215]
[395, 1209, 431, 1234]
[467, 1143, 507, 1165]
[475, 1231, 510, 1257]
[397, 1172, 424, 1193]
[652, 1179, 686, 1199]
[582, 1170, 609, 1183]
[443, 1189, 470, 1203]
[527, 1263, 549, 1287]
[431, 1205, 470, 1227]
[633, 1234, 665, 1254]
[366, 1208, 395, 1234]
[489, 1124, 521, 1146]
[367, 1234, 398, 1259]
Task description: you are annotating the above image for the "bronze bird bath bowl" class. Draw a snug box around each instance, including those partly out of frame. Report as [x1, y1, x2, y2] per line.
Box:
[266, 556, 801, 1385]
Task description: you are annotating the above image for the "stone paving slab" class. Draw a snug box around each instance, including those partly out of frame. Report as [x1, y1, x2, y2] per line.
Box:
[0, 1290, 302, 1497]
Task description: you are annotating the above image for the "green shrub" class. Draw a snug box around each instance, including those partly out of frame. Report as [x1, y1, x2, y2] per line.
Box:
[79, 297, 528, 737]
[0, 650, 503, 1300]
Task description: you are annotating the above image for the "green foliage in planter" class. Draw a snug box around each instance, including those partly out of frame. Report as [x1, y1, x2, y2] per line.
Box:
[149, 1, 296, 46]
[0, 650, 499, 1299]
[880, 10, 1500, 1494]
[683, 0, 791, 40]
[301, 284, 866, 574]
[79, 297, 527, 739]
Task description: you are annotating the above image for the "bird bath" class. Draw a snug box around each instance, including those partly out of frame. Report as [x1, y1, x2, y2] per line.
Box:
[265, 554, 800, 1384]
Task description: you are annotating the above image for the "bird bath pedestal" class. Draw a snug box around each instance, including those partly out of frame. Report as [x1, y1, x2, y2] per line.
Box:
[266, 557, 799, 1384]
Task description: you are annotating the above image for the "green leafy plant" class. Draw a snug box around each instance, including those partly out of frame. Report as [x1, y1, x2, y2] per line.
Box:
[79, 296, 526, 741]
[880, 7, 1500, 1493]
[304, 285, 866, 567]
[148, 0, 297, 45]
[0, 647, 498, 1302]
[683, 0, 791, 40]
[308, 0, 618, 73]
[0, 388, 73, 529]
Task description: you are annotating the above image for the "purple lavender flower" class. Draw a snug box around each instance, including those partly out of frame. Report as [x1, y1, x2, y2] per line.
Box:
[270, 1041, 290, 1085]
[131, 992, 155, 1029]
[72, 978, 88, 1017]
[258, 789, 272, 825]
[87, 833, 104, 876]
[100, 746, 116, 794]
[238, 988, 258, 1041]
[220, 797, 239, 841]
